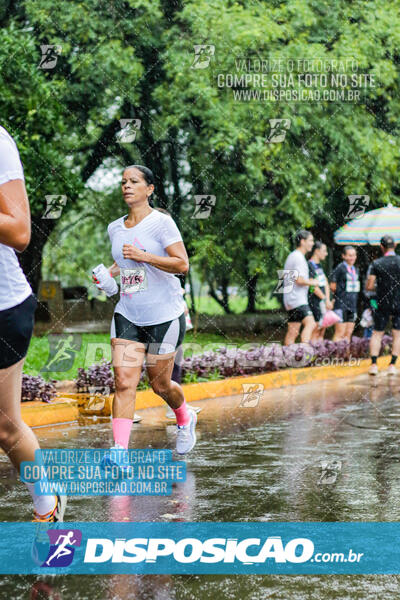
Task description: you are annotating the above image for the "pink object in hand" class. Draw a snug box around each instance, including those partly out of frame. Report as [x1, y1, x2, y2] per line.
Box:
[321, 310, 341, 328]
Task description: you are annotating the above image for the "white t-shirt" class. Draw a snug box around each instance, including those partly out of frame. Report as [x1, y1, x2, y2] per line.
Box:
[0, 127, 32, 311]
[108, 210, 185, 326]
[283, 249, 309, 310]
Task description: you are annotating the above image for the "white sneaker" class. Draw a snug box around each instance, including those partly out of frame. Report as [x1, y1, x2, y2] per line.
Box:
[176, 410, 197, 455]
[101, 444, 133, 476]
[369, 364, 378, 376]
[133, 413, 142, 423]
[387, 364, 397, 376]
[33, 494, 67, 522]
[166, 406, 202, 419]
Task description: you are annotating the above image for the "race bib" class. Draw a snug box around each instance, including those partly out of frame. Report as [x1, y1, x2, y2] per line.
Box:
[346, 279, 360, 292]
[120, 268, 148, 294]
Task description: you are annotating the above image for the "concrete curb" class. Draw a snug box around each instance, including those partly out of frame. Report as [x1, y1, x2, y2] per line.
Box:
[21, 355, 390, 428]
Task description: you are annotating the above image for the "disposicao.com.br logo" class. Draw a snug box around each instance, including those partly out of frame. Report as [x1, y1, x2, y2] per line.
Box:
[82, 536, 362, 565]
[33, 528, 82, 568]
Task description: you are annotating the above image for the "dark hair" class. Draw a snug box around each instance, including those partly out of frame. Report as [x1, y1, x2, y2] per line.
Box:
[342, 245, 356, 255]
[125, 164, 154, 186]
[294, 229, 312, 247]
[124, 164, 155, 206]
[380, 235, 395, 249]
[311, 240, 325, 255]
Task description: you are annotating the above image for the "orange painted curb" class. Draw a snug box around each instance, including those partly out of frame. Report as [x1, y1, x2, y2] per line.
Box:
[21, 398, 79, 428]
[22, 355, 390, 428]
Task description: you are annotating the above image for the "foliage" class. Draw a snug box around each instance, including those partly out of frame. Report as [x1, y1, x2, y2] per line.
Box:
[2, 0, 400, 306]
[21, 374, 57, 403]
[72, 336, 393, 391]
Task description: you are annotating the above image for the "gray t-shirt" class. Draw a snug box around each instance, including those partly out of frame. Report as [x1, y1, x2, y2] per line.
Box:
[283, 249, 309, 310]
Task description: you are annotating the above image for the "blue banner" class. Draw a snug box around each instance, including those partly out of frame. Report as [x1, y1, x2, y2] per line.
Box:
[20, 449, 186, 496]
[3, 522, 400, 574]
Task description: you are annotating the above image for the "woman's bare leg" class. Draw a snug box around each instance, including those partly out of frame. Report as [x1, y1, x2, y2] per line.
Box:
[0, 357, 56, 515]
[111, 338, 146, 419]
[0, 357, 40, 468]
[146, 352, 185, 410]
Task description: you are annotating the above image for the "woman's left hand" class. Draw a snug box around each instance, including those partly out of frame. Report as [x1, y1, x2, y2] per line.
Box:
[122, 244, 148, 262]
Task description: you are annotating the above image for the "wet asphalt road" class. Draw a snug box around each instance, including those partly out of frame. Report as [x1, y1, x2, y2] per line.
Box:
[1, 373, 400, 598]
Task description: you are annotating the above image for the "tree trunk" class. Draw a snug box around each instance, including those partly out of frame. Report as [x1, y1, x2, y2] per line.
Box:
[188, 267, 197, 314]
[245, 274, 258, 313]
[208, 279, 232, 314]
[18, 217, 57, 293]
[169, 128, 182, 226]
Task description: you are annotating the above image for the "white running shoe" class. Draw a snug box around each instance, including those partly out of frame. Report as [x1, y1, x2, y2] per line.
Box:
[101, 444, 133, 476]
[166, 406, 202, 419]
[33, 494, 67, 522]
[369, 364, 378, 376]
[176, 410, 197, 455]
[387, 364, 397, 376]
[133, 413, 142, 423]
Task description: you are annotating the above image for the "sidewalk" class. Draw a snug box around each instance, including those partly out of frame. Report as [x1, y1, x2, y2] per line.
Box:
[21, 356, 390, 428]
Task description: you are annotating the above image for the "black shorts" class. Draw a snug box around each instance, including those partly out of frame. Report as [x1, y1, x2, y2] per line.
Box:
[334, 308, 357, 323]
[373, 309, 400, 331]
[309, 302, 322, 323]
[286, 304, 313, 323]
[111, 312, 186, 354]
[0, 294, 37, 369]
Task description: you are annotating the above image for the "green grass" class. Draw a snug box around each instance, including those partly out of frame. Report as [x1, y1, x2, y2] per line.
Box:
[186, 295, 279, 314]
[24, 330, 260, 381]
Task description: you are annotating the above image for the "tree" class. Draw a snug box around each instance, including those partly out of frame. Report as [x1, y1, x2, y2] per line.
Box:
[2, 0, 400, 311]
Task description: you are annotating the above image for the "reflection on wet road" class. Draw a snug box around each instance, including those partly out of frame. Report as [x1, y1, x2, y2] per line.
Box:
[2, 373, 400, 598]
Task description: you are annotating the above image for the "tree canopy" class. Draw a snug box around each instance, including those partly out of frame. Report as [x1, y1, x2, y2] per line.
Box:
[1, 0, 399, 311]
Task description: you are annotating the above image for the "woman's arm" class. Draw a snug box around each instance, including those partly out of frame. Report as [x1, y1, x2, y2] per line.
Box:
[325, 283, 333, 309]
[366, 274, 376, 291]
[0, 179, 31, 251]
[122, 241, 189, 274]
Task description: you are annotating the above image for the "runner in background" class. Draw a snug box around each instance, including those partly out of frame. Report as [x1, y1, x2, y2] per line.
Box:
[367, 235, 400, 376]
[0, 126, 66, 521]
[308, 241, 333, 341]
[330, 246, 360, 342]
[283, 230, 318, 345]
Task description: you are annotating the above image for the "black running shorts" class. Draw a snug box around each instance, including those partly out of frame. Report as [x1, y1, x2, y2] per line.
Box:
[0, 293, 37, 369]
[111, 312, 186, 355]
[334, 308, 357, 323]
[286, 304, 313, 323]
[373, 308, 400, 332]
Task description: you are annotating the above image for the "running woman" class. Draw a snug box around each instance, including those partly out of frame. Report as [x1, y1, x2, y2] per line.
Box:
[330, 246, 360, 342]
[308, 241, 333, 341]
[93, 165, 196, 459]
[366, 235, 400, 376]
[283, 230, 318, 345]
[0, 126, 65, 521]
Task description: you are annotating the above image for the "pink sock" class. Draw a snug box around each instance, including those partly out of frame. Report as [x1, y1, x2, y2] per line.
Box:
[112, 417, 133, 449]
[173, 400, 190, 426]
